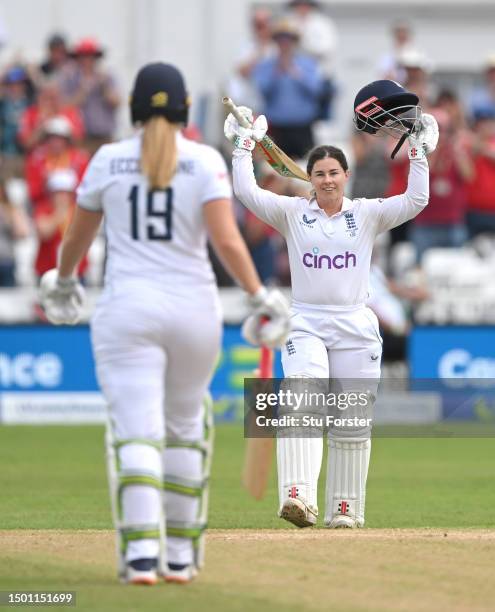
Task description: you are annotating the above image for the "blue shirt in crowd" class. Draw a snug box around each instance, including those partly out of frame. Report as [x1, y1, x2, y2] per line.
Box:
[252, 53, 322, 125]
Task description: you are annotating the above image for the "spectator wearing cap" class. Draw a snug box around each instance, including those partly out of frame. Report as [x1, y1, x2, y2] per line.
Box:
[19, 79, 84, 152]
[376, 21, 418, 83]
[465, 105, 495, 238]
[58, 37, 120, 155]
[285, 0, 338, 120]
[39, 33, 70, 78]
[251, 18, 323, 158]
[469, 55, 495, 122]
[0, 66, 33, 179]
[25, 116, 89, 279]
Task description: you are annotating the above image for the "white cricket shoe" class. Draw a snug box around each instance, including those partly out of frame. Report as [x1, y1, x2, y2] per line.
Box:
[325, 515, 361, 529]
[279, 497, 318, 528]
[164, 563, 198, 585]
[125, 558, 158, 585]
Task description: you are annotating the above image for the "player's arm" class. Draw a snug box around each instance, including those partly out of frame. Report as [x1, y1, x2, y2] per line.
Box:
[204, 197, 261, 295]
[204, 197, 290, 349]
[374, 114, 438, 233]
[224, 106, 290, 234]
[58, 206, 103, 277]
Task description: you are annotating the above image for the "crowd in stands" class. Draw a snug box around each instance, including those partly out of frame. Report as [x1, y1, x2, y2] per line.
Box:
[1, 2, 495, 346]
[0, 32, 120, 288]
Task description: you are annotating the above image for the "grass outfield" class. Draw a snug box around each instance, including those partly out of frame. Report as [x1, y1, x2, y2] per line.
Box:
[1, 424, 495, 610]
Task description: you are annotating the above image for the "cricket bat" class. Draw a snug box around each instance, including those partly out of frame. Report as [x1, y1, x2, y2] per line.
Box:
[242, 346, 275, 500]
[223, 97, 310, 183]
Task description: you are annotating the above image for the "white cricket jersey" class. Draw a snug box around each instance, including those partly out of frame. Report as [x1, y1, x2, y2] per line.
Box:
[233, 149, 429, 306]
[77, 132, 231, 291]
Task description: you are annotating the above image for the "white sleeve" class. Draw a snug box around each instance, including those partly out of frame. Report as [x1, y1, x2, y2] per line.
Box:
[76, 146, 109, 211]
[199, 146, 232, 204]
[367, 158, 429, 234]
[232, 149, 291, 235]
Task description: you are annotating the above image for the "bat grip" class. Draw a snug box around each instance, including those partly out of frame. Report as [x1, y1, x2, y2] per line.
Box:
[222, 96, 252, 129]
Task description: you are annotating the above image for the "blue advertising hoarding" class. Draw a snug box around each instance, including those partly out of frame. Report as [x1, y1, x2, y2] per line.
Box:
[409, 326, 495, 421]
[0, 324, 283, 423]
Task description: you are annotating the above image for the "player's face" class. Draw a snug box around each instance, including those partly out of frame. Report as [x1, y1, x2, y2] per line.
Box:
[310, 158, 349, 201]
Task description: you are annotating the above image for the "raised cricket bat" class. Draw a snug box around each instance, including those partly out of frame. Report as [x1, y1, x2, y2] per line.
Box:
[242, 346, 275, 500]
[223, 97, 310, 183]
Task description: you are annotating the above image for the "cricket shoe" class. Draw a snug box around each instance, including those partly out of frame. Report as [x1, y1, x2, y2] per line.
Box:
[325, 515, 361, 529]
[279, 497, 318, 528]
[125, 558, 158, 585]
[164, 563, 197, 584]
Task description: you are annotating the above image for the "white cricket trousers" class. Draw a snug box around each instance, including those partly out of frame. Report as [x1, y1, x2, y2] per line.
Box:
[277, 301, 382, 520]
[90, 281, 222, 566]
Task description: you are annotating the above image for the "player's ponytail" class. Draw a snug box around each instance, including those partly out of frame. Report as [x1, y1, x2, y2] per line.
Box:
[141, 116, 178, 189]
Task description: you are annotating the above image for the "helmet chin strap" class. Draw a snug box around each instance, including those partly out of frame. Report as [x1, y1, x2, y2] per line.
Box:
[390, 132, 408, 159]
[390, 118, 419, 159]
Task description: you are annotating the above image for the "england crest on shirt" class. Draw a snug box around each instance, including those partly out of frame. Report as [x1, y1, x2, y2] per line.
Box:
[344, 211, 358, 237]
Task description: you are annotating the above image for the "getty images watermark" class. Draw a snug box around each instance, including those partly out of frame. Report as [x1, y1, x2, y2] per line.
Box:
[254, 388, 372, 430]
[244, 377, 376, 438]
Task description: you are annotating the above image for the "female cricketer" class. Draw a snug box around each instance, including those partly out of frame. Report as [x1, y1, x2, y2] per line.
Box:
[224, 81, 438, 529]
[39, 62, 290, 584]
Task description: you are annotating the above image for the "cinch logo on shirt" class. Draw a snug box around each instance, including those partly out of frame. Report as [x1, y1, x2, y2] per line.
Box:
[302, 247, 357, 269]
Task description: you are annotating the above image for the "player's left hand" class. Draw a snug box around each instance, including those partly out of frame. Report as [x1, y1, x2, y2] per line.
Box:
[39, 269, 86, 325]
[242, 287, 291, 349]
[224, 107, 268, 151]
[408, 113, 439, 159]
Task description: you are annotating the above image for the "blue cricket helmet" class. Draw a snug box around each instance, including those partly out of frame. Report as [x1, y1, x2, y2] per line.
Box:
[354, 79, 420, 137]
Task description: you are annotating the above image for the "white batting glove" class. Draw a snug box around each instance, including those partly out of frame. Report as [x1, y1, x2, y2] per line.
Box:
[408, 113, 439, 160]
[242, 287, 291, 349]
[39, 268, 86, 325]
[224, 106, 268, 151]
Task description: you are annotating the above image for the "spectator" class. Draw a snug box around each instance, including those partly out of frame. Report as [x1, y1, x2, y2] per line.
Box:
[25, 117, 89, 280]
[435, 89, 469, 134]
[0, 66, 32, 180]
[39, 33, 70, 78]
[465, 105, 495, 238]
[225, 8, 275, 114]
[58, 37, 120, 155]
[399, 49, 433, 108]
[377, 21, 417, 83]
[469, 54, 495, 121]
[252, 18, 322, 159]
[285, 0, 338, 120]
[0, 181, 30, 286]
[350, 131, 389, 199]
[409, 109, 472, 262]
[18, 79, 84, 152]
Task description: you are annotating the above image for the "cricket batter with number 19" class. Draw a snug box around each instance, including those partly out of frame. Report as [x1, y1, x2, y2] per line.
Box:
[39, 63, 291, 585]
[225, 80, 439, 529]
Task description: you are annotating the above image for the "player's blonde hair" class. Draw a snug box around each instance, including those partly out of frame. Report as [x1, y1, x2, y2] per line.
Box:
[141, 116, 179, 189]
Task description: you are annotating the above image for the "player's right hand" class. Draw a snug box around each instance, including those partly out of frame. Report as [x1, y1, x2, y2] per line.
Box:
[242, 287, 291, 349]
[224, 106, 268, 150]
[39, 268, 86, 325]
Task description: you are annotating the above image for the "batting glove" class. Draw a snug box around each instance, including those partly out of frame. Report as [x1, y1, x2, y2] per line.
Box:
[242, 287, 291, 349]
[39, 269, 86, 325]
[408, 113, 439, 160]
[224, 106, 268, 151]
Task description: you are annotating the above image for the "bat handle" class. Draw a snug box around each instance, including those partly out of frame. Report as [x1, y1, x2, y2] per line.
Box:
[222, 96, 252, 129]
[259, 315, 273, 378]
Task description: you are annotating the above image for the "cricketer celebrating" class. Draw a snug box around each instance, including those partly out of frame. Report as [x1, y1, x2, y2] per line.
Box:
[224, 80, 439, 529]
[39, 62, 290, 585]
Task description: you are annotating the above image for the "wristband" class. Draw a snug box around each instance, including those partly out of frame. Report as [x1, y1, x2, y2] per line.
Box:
[233, 135, 256, 151]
